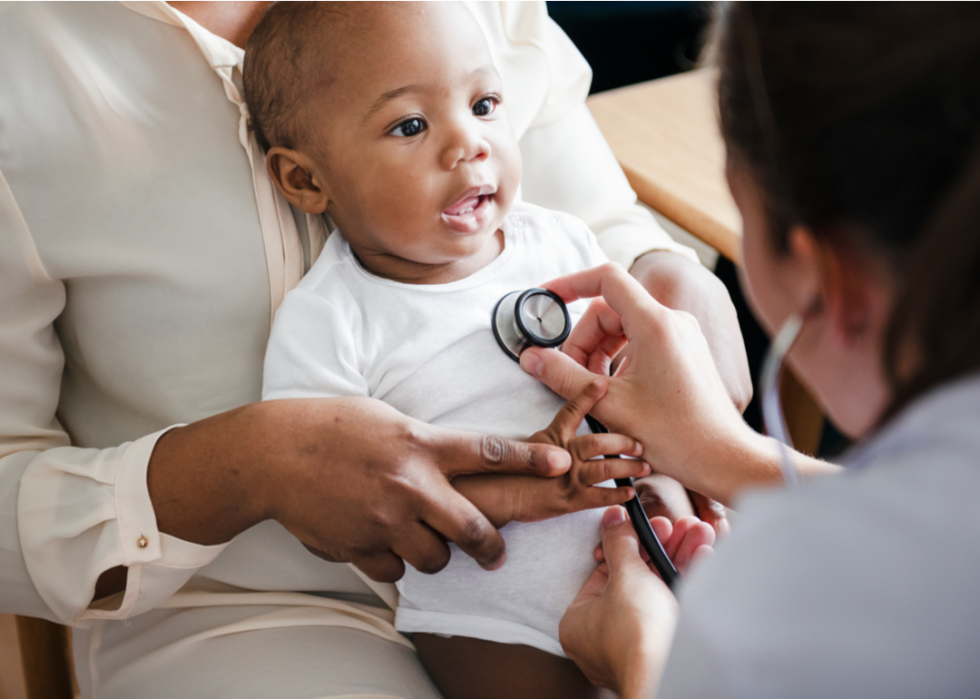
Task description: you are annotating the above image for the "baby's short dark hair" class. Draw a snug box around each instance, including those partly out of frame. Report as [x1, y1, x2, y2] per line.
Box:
[243, 1, 354, 152]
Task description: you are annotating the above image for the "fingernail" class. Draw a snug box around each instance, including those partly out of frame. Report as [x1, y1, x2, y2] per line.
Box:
[484, 552, 507, 571]
[602, 506, 627, 529]
[521, 351, 542, 378]
[548, 449, 571, 472]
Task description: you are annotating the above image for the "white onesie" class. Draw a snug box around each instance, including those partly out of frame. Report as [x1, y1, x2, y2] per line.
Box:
[262, 201, 609, 656]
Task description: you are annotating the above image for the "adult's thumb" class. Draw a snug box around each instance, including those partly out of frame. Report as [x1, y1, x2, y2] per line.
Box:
[598, 506, 650, 579]
[520, 347, 597, 402]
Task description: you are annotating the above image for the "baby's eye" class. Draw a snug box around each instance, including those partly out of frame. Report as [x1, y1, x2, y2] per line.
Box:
[472, 98, 497, 117]
[390, 117, 426, 138]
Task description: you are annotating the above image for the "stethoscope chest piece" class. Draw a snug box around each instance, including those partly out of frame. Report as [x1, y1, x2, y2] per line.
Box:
[492, 288, 571, 362]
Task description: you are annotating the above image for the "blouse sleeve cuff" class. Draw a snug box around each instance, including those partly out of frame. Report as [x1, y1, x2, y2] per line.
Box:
[19, 426, 229, 624]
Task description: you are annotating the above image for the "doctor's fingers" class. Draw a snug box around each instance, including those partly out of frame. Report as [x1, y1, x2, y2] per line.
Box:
[560, 298, 627, 375]
[543, 263, 652, 317]
[521, 346, 611, 410]
[661, 516, 715, 574]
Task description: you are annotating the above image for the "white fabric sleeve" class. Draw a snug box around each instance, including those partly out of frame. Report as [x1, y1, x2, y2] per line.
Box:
[0, 169, 227, 626]
[481, 1, 702, 269]
[262, 287, 369, 401]
[519, 102, 701, 270]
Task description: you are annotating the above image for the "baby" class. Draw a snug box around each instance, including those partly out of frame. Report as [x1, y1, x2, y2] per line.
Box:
[247, 3, 695, 697]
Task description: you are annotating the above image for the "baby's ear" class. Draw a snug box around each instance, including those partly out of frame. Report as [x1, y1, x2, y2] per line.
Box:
[266, 147, 329, 214]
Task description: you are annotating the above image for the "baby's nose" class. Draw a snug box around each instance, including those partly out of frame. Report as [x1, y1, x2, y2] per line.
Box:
[440, 124, 491, 169]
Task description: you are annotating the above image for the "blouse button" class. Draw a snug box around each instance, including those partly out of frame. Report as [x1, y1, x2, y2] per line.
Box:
[513, 218, 526, 227]
[137, 536, 149, 549]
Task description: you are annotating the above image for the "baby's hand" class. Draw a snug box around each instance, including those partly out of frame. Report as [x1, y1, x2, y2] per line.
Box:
[453, 380, 649, 528]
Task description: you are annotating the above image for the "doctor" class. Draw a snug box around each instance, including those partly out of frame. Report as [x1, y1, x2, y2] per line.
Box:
[524, 4, 980, 697]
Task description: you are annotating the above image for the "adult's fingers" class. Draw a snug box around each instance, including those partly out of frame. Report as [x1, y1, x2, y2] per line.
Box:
[521, 345, 603, 403]
[542, 263, 660, 329]
[433, 428, 571, 479]
[688, 490, 731, 536]
[417, 478, 508, 571]
[388, 520, 454, 575]
[351, 550, 407, 583]
[597, 506, 654, 580]
[560, 297, 627, 374]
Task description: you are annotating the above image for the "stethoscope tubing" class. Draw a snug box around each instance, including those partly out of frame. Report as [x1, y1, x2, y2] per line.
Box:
[585, 414, 683, 590]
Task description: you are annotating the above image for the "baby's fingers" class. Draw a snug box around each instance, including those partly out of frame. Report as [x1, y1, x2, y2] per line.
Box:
[576, 455, 650, 486]
[532, 379, 609, 447]
[570, 432, 643, 466]
[573, 483, 637, 512]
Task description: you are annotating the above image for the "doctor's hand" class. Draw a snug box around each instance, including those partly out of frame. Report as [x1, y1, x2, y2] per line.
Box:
[453, 380, 649, 529]
[520, 263, 766, 507]
[560, 506, 704, 699]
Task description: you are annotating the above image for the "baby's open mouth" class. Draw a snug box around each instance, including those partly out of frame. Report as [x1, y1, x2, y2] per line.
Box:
[444, 194, 488, 217]
[442, 186, 496, 233]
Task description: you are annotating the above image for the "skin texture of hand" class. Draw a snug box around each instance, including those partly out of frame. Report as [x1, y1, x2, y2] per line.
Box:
[453, 380, 650, 528]
[559, 506, 713, 699]
[521, 263, 785, 506]
[95, 396, 574, 598]
[629, 251, 752, 414]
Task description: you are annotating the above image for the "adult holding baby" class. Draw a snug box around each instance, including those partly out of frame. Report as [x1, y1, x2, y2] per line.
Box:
[527, 4, 980, 697]
[0, 2, 747, 698]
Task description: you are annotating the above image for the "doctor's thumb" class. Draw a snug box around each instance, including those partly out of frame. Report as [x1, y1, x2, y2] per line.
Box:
[598, 506, 651, 578]
[520, 347, 594, 401]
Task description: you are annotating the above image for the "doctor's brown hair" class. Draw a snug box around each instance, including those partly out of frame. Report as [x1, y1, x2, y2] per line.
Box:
[712, 2, 980, 419]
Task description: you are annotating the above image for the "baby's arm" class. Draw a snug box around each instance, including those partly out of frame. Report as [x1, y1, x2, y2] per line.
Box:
[452, 381, 649, 528]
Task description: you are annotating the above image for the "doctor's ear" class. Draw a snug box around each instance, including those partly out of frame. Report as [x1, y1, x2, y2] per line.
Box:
[792, 225, 891, 349]
[266, 147, 329, 214]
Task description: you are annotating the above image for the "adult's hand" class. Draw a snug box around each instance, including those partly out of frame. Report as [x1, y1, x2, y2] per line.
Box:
[144, 397, 572, 585]
[559, 507, 713, 699]
[520, 263, 775, 506]
[629, 251, 752, 413]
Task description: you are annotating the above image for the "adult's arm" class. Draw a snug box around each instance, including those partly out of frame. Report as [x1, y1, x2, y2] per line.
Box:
[0, 171, 570, 624]
[521, 264, 840, 507]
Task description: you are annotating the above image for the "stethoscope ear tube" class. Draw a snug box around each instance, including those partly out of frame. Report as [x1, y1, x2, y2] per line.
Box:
[585, 415, 684, 591]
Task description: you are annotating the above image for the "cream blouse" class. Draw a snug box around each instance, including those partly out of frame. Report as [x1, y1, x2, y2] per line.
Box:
[0, 1, 698, 628]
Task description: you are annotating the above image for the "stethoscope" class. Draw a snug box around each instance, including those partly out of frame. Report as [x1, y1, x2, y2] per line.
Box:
[760, 311, 804, 488]
[493, 289, 683, 590]
[493, 288, 807, 591]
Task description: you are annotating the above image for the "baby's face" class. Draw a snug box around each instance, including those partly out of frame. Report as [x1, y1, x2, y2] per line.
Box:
[305, 3, 521, 283]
